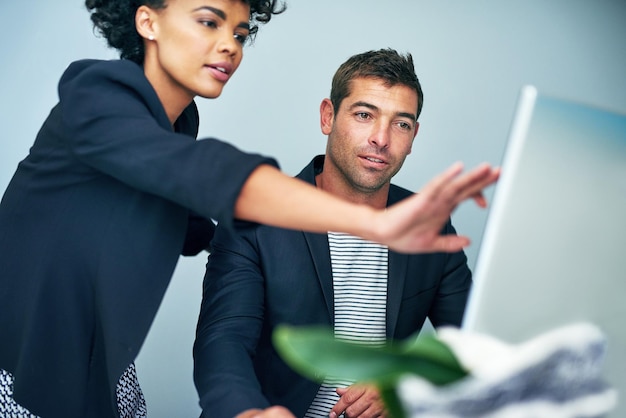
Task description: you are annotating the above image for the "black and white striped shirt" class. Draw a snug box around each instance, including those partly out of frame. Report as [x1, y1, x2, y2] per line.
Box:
[305, 232, 388, 418]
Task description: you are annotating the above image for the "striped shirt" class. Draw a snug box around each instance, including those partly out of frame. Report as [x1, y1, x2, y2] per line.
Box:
[304, 232, 388, 418]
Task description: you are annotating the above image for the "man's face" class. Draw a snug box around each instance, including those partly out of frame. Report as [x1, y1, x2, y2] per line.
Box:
[322, 77, 419, 195]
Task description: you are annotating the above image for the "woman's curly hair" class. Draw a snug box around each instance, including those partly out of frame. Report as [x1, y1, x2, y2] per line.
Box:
[85, 0, 286, 64]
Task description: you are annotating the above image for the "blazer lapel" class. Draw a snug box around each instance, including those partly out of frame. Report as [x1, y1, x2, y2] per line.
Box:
[386, 251, 409, 338]
[303, 231, 334, 323]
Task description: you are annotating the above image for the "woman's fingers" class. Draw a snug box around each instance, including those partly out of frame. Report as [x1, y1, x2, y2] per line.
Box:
[421, 163, 499, 210]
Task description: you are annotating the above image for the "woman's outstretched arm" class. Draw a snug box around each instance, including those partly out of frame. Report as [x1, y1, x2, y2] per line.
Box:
[234, 162, 500, 254]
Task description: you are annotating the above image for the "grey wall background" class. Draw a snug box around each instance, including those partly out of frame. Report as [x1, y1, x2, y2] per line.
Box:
[1, 1, 625, 417]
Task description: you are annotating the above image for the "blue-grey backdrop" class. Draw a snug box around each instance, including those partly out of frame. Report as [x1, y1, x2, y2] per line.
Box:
[1, 1, 625, 416]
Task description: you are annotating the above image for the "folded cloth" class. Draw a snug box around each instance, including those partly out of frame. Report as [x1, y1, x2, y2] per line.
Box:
[397, 322, 617, 418]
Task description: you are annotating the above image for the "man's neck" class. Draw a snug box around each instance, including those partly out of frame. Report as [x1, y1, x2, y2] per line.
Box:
[315, 172, 389, 210]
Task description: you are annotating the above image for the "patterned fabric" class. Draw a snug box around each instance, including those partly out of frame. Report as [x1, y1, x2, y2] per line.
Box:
[0, 369, 37, 418]
[305, 232, 388, 418]
[0, 364, 147, 418]
[116, 362, 148, 418]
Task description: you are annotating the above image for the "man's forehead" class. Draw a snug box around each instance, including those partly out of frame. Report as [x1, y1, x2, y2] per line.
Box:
[343, 78, 418, 118]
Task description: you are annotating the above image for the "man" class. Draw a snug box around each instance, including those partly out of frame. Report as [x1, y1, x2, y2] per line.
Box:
[193, 49, 473, 418]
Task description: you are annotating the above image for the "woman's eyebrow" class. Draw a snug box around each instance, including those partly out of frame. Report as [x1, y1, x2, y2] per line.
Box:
[193, 5, 225, 19]
[193, 6, 251, 30]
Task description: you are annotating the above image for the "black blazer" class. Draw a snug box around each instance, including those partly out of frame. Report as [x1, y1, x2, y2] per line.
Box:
[194, 155, 472, 418]
[0, 59, 276, 418]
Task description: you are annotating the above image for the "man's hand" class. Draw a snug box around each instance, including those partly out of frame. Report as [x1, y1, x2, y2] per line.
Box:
[330, 384, 387, 418]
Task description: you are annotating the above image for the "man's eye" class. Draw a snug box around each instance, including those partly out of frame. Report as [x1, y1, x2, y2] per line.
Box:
[397, 121, 412, 130]
[356, 112, 370, 120]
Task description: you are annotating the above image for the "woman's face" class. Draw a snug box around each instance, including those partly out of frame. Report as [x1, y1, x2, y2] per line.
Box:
[142, 0, 250, 109]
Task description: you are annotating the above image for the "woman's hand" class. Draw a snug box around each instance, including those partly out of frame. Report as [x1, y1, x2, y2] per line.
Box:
[372, 162, 500, 253]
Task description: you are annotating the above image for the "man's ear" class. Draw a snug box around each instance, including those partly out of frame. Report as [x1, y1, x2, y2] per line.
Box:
[320, 98, 335, 135]
[135, 5, 158, 41]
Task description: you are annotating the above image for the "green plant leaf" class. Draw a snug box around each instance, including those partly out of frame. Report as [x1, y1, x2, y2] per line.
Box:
[379, 385, 406, 418]
[272, 325, 467, 388]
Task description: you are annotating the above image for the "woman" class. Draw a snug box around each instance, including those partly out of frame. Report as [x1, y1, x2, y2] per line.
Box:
[0, 0, 498, 417]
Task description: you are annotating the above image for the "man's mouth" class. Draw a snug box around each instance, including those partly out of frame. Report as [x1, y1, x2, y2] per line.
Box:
[365, 156, 385, 164]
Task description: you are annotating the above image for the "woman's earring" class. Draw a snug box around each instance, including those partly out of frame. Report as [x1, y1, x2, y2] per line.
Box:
[148, 35, 155, 41]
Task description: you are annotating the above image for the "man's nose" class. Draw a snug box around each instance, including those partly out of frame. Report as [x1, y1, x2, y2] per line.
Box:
[368, 122, 390, 149]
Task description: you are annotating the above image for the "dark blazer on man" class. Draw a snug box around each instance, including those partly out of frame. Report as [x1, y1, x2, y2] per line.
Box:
[193, 155, 472, 418]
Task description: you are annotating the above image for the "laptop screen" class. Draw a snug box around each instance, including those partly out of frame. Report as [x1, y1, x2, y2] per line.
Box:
[461, 85, 626, 416]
